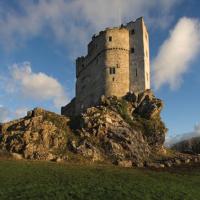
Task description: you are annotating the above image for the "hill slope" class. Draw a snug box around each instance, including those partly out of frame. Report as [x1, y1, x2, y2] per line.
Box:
[172, 137, 200, 154]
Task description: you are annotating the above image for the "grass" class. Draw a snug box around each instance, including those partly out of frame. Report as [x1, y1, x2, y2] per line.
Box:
[0, 160, 200, 200]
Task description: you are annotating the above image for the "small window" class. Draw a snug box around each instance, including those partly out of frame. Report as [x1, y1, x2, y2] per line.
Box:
[136, 69, 138, 77]
[112, 77, 115, 82]
[109, 67, 116, 74]
[131, 48, 135, 53]
[109, 36, 112, 42]
[146, 72, 149, 81]
[131, 29, 135, 35]
[82, 64, 84, 68]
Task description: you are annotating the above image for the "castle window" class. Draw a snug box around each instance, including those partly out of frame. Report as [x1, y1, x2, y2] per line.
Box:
[146, 72, 149, 82]
[109, 36, 112, 42]
[110, 67, 116, 74]
[131, 48, 135, 53]
[112, 77, 115, 82]
[136, 69, 138, 77]
[82, 64, 84, 68]
[131, 29, 135, 35]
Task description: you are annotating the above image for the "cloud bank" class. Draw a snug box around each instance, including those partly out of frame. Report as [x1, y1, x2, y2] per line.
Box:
[7, 62, 68, 108]
[0, 0, 182, 57]
[165, 123, 200, 147]
[153, 17, 200, 90]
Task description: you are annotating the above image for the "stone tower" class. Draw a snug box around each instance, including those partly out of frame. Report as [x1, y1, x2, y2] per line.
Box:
[61, 17, 150, 116]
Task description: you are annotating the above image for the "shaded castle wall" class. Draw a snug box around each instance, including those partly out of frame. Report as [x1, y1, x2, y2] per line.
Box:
[61, 98, 76, 117]
[75, 31, 106, 114]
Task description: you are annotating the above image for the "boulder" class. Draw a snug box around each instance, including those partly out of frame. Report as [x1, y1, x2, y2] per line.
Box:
[0, 108, 70, 161]
[117, 160, 133, 168]
[11, 153, 23, 160]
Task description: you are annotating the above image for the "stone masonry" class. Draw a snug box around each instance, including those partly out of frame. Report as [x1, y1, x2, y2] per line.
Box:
[62, 17, 150, 116]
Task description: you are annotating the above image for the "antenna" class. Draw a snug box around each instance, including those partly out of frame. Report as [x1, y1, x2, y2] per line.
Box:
[116, 0, 122, 25]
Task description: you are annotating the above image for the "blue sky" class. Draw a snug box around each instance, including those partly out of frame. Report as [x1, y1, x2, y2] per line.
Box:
[0, 0, 200, 144]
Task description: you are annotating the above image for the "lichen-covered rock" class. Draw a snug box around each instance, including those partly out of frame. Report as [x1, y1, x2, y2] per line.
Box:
[0, 108, 71, 161]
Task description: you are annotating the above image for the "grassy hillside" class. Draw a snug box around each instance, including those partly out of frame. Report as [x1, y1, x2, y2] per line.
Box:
[0, 160, 200, 200]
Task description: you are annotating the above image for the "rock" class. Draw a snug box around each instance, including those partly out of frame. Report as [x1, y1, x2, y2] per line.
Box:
[135, 162, 144, 168]
[184, 159, 190, 164]
[146, 162, 165, 168]
[0, 108, 70, 161]
[56, 157, 63, 163]
[11, 153, 23, 160]
[159, 164, 165, 168]
[164, 161, 172, 167]
[117, 160, 132, 168]
[124, 92, 137, 103]
[174, 159, 182, 165]
[134, 95, 163, 119]
[47, 153, 56, 161]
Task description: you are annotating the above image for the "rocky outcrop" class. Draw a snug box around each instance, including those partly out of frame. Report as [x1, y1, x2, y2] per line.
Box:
[0, 108, 71, 161]
[3, 90, 194, 168]
[74, 106, 151, 166]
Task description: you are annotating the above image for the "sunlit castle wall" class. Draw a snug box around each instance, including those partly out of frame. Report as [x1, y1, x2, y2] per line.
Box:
[75, 27, 130, 114]
[126, 17, 150, 93]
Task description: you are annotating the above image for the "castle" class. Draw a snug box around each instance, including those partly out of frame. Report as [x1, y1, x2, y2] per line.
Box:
[62, 17, 150, 116]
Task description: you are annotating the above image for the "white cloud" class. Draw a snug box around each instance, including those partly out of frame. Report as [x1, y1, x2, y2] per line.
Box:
[7, 62, 68, 108]
[0, 106, 29, 123]
[0, 0, 182, 57]
[153, 17, 200, 90]
[0, 106, 10, 123]
[165, 123, 200, 147]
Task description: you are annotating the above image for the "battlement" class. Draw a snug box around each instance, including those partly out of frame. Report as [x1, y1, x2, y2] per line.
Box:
[62, 17, 150, 116]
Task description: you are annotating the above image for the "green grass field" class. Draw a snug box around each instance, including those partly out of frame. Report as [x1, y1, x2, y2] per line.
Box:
[0, 160, 200, 200]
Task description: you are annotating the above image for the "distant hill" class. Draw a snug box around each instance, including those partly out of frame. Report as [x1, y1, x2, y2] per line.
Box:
[172, 137, 200, 154]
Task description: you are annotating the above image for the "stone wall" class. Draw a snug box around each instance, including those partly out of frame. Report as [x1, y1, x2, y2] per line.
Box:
[61, 98, 76, 117]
